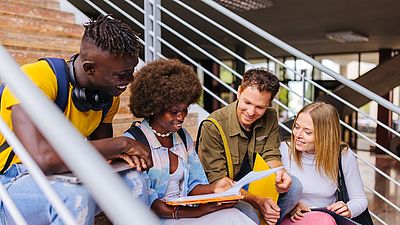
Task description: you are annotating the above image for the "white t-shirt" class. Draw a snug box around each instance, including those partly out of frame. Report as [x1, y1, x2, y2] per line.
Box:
[279, 142, 368, 218]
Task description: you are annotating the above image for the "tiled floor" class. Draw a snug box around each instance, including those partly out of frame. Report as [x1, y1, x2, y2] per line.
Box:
[355, 150, 400, 225]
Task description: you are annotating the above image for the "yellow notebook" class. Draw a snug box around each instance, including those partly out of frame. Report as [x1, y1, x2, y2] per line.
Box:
[249, 153, 279, 202]
[248, 153, 280, 225]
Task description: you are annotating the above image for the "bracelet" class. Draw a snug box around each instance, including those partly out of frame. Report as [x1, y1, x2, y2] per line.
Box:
[172, 206, 181, 220]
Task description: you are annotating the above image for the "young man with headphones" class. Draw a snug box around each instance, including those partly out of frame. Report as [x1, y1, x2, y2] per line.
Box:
[0, 16, 152, 225]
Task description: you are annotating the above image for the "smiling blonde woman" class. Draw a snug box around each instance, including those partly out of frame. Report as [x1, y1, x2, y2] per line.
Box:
[279, 102, 368, 225]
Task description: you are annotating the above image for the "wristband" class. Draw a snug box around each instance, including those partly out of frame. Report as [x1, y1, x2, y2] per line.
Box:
[172, 206, 181, 220]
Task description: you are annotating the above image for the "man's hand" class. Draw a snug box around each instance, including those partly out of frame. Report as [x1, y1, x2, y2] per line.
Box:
[327, 201, 352, 218]
[121, 138, 153, 171]
[289, 202, 310, 222]
[275, 170, 292, 193]
[256, 197, 280, 225]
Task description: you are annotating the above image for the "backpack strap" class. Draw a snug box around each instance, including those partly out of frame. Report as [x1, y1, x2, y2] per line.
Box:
[0, 59, 68, 174]
[177, 128, 187, 150]
[0, 150, 14, 174]
[100, 100, 112, 122]
[195, 118, 234, 179]
[40, 57, 111, 121]
[126, 122, 151, 150]
[39, 58, 69, 112]
[125, 122, 188, 150]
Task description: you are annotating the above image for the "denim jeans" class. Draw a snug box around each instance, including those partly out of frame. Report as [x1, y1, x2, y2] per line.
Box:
[235, 175, 303, 225]
[0, 164, 149, 225]
[277, 175, 302, 224]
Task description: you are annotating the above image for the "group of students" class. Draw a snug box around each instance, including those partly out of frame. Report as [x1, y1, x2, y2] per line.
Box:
[0, 15, 369, 225]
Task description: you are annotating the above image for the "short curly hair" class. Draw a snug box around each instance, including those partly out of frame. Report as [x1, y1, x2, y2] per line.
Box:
[130, 59, 202, 118]
[241, 68, 280, 98]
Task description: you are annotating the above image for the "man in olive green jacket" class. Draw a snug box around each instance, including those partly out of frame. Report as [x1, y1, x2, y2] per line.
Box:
[198, 68, 302, 225]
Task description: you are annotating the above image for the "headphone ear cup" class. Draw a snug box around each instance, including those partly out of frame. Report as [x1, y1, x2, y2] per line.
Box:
[90, 91, 112, 111]
[71, 86, 92, 112]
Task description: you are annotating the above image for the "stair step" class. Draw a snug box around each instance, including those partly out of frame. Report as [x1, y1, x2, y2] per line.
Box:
[0, 13, 83, 38]
[0, 30, 80, 53]
[6, 47, 73, 65]
[0, 0, 60, 10]
[0, 2, 75, 23]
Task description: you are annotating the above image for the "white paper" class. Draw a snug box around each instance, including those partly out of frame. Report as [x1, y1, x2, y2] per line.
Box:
[227, 166, 284, 193]
[163, 166, 284, 203]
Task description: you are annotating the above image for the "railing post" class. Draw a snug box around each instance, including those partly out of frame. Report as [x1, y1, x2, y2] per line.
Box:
[144, 0, 161, 62]
[301, 69, 306, 107]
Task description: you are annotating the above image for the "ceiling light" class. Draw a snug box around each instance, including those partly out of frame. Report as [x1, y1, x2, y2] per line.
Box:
[326, 30, 369, 43]
[214, 0, 273, 11]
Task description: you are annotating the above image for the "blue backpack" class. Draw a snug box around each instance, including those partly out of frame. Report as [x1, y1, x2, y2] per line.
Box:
[0, 58, 111, 173]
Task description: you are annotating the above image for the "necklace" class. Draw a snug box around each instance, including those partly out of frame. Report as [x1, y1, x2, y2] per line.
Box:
[152, 129, 171, 138]
[148, 121, 171, 137]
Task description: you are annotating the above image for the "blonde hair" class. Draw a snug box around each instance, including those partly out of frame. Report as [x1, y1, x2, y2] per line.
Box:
[290, 102, 348, 183]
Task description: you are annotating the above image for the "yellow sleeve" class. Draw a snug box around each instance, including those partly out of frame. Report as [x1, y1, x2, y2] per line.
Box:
[102, 96, 120, 123]
[3, 61, 58, 110]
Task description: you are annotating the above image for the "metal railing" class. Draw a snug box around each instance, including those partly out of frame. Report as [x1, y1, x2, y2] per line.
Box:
[1, 0, 399, 224]
[0, 45, 158, 224]
[72, 1, 399, 224]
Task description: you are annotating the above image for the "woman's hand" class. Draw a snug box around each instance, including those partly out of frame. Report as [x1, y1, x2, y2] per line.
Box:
[327, 201, 352, 218]
[289, 202, 310, 222]
[212, 177, 235, 193]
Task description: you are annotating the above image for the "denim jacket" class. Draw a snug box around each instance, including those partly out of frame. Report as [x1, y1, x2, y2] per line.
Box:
[124, 120, 208, 206]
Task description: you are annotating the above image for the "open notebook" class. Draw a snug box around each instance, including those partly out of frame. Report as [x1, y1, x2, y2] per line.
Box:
[47, 160, 132, 184]
[163, 166, 284, 206]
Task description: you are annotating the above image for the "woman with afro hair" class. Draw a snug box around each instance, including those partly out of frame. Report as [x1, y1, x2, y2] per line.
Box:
[124, 59, 256, 225]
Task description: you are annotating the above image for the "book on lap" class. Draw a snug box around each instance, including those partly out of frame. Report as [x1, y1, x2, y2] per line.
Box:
[163, 166, 283, 206]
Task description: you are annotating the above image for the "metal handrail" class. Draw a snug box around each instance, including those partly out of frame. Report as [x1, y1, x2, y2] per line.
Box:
[0, 184, 29, 225]
[104, 0, 144, 30]
[156, 17, 243, 81]
[0, 46, 158, 225]
[124, 0, 144, 14]
[369, 211, 388, 225]
[364, 185, 400, 213]
[0, 116, 78, 225]
[153, 1, 400, 193]
[273, 95, 400, 189]
[158, 3, 250, 67]
[201, 0, 400, 116]
[171, 0, 400, 140]
[156, 35, 238, 95]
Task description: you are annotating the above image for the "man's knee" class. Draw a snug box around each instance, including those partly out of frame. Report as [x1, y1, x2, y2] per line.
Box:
[234, 201, 261, 225]
[50, 182, 97, 225]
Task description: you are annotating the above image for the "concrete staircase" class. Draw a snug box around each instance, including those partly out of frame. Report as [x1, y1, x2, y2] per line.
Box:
[0, 0, 199, 139]
[0, 0, 82, 65]
[0, 0, 137, 137]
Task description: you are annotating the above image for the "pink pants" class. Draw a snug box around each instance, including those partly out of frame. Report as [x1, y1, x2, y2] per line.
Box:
[280, 211, 337, 225]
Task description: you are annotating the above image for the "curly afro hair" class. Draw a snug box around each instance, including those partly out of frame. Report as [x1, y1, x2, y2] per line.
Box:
[130, 59, 202, 118]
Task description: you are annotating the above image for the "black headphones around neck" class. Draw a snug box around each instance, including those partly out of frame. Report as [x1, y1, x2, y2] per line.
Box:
[68, 54, 112, 112]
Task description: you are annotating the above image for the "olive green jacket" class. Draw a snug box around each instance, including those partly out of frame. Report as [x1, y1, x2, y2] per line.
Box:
[198, 100, 281, 183]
